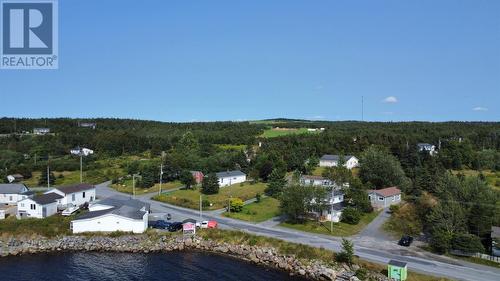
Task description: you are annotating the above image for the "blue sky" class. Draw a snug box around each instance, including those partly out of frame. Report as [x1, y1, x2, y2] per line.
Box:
[0, 0, 499, 122]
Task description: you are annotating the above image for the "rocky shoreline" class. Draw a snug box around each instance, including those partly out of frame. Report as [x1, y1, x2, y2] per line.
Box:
[0, 235, 388, 281]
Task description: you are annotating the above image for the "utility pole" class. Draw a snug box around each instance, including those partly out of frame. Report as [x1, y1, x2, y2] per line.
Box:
[330, 187, 334, 233]
[158, 163, 163, 196]
[80, 154, 83, 183]
[132, 174, 136, 199]
[47, 165, 50, 190]
[199, 195, 203, 221]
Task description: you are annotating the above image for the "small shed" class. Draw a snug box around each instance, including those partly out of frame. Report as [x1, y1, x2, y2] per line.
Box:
[388, 260, 407, 281]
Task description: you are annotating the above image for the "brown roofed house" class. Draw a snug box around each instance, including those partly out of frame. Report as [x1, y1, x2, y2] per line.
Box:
[368, 187, 402, 209]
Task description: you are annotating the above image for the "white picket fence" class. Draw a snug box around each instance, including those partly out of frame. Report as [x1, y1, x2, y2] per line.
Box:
[473, 253, 500, 263]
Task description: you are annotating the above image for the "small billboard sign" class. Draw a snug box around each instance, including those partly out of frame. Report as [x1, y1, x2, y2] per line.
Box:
[183, 222, 196, 236]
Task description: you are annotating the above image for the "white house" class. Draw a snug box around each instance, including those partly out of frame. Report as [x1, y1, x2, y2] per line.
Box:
[417, 143, 437, 156]
[71, 196, 150, 234]
[300, 175, 334, 187]
[310, 190, 345, 222]
[45, 183, 96, 210]
[0, 183, 33, 205]
[17, 193, 63, 219]
[215, 170, 246, 187]
[33, 128, 50, 135]
[319, 155, 359, 169]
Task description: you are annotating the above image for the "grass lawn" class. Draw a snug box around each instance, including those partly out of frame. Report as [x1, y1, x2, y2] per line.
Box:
[452, 169, 500, 191]
[153, 182, 267, 210]
[223, 197, 281, 222]
[260, 127, 321, 138]
[111, 179, 183, 195]
[0, 215, 74, 237]
[22, 170, 117, 187]
[280, 211, 381, 237]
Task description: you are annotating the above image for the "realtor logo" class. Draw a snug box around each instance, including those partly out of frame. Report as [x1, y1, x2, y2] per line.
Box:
[1, 0, 58, 69]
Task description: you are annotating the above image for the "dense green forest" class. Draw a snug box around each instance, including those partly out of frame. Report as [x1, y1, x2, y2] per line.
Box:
[1, 117, 499, 254]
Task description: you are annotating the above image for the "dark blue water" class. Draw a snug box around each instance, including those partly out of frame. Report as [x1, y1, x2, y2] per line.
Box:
[0, 251, 309, 281]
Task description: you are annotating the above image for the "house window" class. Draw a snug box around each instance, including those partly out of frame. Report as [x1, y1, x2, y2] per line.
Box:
[368, 195, 372, 200]
[378, 197, 384, 201]
[30, 204, 36, 210]
[72, 194, 76, 201]
[9, 196, 13, 201]
[82, 192, 86, 198]
[396, 195, 401, 200]
[20, 203, 24, 207]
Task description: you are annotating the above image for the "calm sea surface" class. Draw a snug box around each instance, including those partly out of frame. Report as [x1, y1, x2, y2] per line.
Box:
[0, 251, 310, 281]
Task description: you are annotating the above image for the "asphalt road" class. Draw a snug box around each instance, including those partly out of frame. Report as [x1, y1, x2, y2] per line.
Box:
[96, 182, 500, 281]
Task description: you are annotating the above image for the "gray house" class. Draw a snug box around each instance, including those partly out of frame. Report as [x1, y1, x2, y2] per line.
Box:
[319, 155, 359, 169]
[0, 183, 33, 205]
[368, 187, 402, 209]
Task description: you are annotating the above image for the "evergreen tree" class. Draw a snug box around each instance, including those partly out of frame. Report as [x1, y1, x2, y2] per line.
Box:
[38, 168, 55, 186]
[179, 170, 196, 189]
[201, 173, 220, 195]
[265, 169, 286, 197]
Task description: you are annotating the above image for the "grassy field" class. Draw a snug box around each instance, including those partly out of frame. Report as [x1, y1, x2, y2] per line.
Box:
[452, 169, 500, 191]
[280, 211, 381, 237]
[223, 197, 281, 222]
[260, 127, 322, 138]
[0, 215, 73, 237]
[22, 170, 114, 187]
[111, 179, 183, 195]
[153, 182, 267, 210]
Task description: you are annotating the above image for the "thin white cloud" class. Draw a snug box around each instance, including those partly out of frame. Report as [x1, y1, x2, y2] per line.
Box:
[472, 106, 488, 111]
[382, 111, 394, 115]
[310, 115, 324, 120]
[383, 96, 398, 103]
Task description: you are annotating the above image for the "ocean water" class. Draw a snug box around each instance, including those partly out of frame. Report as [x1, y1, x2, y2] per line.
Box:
[0, 251, 310, 281]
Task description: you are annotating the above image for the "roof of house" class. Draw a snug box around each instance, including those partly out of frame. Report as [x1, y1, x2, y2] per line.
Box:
[54, 183, 95, 195]
[74, 205, 147, 221]
[320, 155, 356, 161]
[301, 175, 328, 181]
[369, 187, 401, 197]
[75, 196, 148, 221]
[417, 143, 434, 147]
[31, 193, 63, 205]
[215, 170, 246, 178]
[492, 226, 500, 239]
[388, 260, 407, 268]
[93, 195, 150, 211]
[0, 183, 29, 194]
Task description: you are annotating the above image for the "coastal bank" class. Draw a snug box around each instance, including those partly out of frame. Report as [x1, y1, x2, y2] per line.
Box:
[0, 234, 388, 281]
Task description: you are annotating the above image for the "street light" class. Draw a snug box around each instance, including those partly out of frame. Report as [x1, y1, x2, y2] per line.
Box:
[70, 147, 94, 183]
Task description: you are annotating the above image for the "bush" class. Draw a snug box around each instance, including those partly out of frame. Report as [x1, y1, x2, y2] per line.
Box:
[451, 233, 485, 254]
[202, 199, 211, 208]
[336, 238, 354, 265]
[355, 268, 368, 280]
[341, 207, 361, 225]
[255, 193, 261, 203]
[230, 198, 244, 212]
[389, 204, 400, 214]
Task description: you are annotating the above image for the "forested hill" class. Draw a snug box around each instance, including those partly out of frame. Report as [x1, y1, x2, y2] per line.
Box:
[0, 117, 499, 163]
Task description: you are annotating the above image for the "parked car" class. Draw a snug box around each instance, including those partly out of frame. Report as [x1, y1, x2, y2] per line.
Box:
[152, 220, 171, 229]
[168, 222, 183, 232]
[62, 205, 79, 216]
[200, 220, 218, 229]
[398, 235, 414, 247]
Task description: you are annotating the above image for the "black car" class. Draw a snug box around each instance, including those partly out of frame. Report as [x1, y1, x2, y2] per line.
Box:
[168, 222, 183, 232]
[151, 220, 171, 229]
[398, 235, 414, 247]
